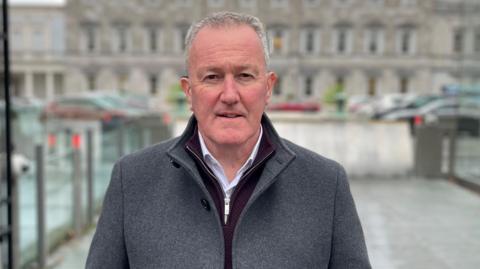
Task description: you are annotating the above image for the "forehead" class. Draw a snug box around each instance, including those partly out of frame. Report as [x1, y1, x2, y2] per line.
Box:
[188, 25, 266, 70]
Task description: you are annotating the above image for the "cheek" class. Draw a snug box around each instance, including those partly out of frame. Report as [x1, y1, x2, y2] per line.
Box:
[248, 91, 269, 107]
[191, 93, 215, 113]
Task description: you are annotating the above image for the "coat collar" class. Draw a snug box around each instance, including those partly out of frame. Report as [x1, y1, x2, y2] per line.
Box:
[166, 113, 296, 198]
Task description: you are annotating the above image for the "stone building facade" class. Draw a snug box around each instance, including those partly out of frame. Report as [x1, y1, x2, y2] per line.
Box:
[61, 0, 480, 106]
[7, 2, 66, 100]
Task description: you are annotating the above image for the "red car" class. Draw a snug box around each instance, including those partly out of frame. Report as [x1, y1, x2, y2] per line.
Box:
[40, 96, 129, 131]
[268, 102, 321, 112]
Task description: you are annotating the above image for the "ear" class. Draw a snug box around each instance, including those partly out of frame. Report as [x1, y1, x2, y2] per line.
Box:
[265, 72, 277, 105]
[180, 76, 193, 111]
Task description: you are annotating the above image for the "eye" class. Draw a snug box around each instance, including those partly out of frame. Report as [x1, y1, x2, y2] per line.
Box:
[237, 73, 255, 81]
[202, 73, 222, 82]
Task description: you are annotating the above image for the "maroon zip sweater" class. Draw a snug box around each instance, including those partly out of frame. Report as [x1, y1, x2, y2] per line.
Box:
[185, 128, 275, 269]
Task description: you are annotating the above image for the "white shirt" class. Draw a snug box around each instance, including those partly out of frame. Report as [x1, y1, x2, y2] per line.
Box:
[198, 127, 263, 199]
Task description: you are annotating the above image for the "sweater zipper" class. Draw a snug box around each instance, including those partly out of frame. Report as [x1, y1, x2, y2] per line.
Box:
[224, 197, 230, 224]
[186, 145, 274, 225]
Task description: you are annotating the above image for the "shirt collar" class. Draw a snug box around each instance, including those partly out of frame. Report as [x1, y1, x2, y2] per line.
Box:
[197, 127, 263, 195]
[198, 126, 263, 169]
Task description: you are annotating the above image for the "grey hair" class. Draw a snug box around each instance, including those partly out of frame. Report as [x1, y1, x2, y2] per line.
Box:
[184, 11, 270, 70]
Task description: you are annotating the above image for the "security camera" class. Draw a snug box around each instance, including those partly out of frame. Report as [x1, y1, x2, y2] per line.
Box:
[12, 154, 31, 177]
[0, 153, 32, 178]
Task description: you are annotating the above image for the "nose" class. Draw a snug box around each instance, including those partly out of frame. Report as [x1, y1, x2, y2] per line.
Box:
[220, 75, 239, 105]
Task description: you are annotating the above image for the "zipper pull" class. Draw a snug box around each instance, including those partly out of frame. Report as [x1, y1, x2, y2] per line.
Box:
[224, 197, 230, 224]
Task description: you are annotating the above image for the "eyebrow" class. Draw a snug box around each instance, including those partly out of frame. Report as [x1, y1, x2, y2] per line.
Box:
[196, 64, 260, 78]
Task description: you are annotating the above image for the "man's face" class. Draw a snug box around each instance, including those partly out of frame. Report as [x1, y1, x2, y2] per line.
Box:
[181, 25, 276, 147]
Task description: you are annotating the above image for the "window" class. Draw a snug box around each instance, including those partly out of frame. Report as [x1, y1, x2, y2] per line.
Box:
[273, 75, 282, 96]
[268, 28, 288, 55]
[368, 0, 384, 6]
[400, 0, 416, 7]
[396, 26, 416, 55]
[335, 0, 352, 7]
[87, 73, 96, 91]
[82, 23, 98, 53]
[33, 73, 46, 98]
[368, 77, 376, 96]
[86, 27, 96, 52]
[336, 76, 345, 90]
[118, 73, 128, 91]
[303, 0, 320, 8]
[239, 0, 256, 8]
[271, 0, 289, 8]
[300, 27, 320, 54]
[148, 28, 158, 52]
[149, 74, 158, 95]
[304, 76, 314, 97]
[54, 74, 64, 96]
[176, 25, 190, 53]
[145, 26, 161, 53]
[453, 28, 464, 54]
[364, 26, 384, 55]
[475, 29, 480, 53]
[143, 0, 162, 7]
[207, 0, 224, 7]
[32, 28, 45, 52]
[112, 24, 130, 53]
[11, 27, 24, 51]
[399, 77, 409, 93]
[175, 0, 192, 7]
[333, 26, 352, 54]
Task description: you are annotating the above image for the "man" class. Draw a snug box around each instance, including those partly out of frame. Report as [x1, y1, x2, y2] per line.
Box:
[86, 12, 371, 269]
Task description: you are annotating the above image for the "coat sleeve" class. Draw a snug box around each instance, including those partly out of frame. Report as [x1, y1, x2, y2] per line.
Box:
[328, 165, 371, 269]
[86, 161, 129, 269]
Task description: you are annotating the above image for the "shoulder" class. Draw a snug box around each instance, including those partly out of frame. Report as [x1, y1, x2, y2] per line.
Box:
[116, 137, 179, 169]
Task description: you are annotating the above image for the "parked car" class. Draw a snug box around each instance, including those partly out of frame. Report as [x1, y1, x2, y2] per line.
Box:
[347, 95, 376, 117]
[423, 98, 480, 137]
[381, 96, 480, 134]
[40, 95, 133, 131]
[373, 94, 441, 119]
[268, 102, 320, 112]
[371, 93, 416, 115]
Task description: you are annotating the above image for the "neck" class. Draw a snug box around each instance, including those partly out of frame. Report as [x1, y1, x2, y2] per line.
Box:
[203, 128, 261, 181]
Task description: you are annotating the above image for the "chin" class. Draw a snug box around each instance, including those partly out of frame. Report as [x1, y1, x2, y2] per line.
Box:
[213, 132, 252, 146]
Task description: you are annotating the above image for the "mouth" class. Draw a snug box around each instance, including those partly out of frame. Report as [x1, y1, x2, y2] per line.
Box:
[216, 112, 243, 119]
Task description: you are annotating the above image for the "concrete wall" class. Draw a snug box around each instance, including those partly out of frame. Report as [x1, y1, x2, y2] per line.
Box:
[173, 114, 414, 177]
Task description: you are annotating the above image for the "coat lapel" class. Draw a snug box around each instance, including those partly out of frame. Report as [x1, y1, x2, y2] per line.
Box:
[166, 116, 208, 194]
[166, 114, 297, 208]
[248, 115, 296, 205]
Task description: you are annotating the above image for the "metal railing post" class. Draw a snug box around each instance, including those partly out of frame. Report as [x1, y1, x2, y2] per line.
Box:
[117, 125, 125, 158]
[2, 0, 15, 267]
[72, 135, 83, 235]
[86, 130, 94, 225]
[448, 125, 458, 179]
[35, 145, 46, 268]
[11, 175, 19, 269]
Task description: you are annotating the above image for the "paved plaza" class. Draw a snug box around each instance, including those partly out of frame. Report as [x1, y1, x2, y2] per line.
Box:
[353, 177, 480, 269]
[49, 176, 480, 269]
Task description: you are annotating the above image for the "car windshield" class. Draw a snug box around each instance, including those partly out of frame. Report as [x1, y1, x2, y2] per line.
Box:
[97, 96, 127, 109]
[100, 98, 121, 109]
[406, 96, 439, 109]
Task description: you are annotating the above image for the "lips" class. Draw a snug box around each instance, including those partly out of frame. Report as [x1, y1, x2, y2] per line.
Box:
[216, 112, 243, 118]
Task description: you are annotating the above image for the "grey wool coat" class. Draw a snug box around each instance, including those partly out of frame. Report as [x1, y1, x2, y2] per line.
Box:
[86, 115, 371, 269]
